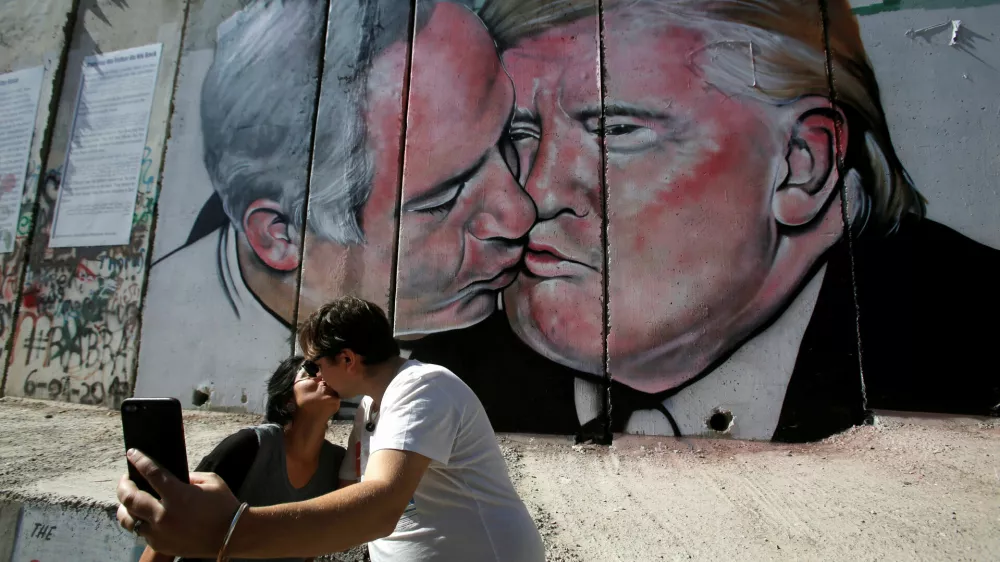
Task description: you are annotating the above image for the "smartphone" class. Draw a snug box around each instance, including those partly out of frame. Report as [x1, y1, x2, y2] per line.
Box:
[120, 397, 190, 499]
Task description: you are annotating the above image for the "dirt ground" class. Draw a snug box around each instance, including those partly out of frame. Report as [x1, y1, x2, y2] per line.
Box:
[1, 397, 998, 561]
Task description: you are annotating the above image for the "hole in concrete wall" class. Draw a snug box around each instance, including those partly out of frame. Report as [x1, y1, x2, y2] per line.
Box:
[708, 409, 734, 433]
[192, 382, 213, 407]
[191, 389, 210, 407]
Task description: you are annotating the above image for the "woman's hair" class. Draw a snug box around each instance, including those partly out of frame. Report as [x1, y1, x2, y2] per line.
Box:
[264, 355, 306, 426]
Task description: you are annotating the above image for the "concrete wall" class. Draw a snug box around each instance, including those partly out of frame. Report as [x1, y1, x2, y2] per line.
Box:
[1, 500, 143, 562]
[0, 0, 77, 394]
[0, 0, 997, 443]
[2, 0, 185, 410]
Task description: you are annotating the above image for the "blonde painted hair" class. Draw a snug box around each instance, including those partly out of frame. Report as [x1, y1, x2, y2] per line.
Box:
[479, 0, 925, 235]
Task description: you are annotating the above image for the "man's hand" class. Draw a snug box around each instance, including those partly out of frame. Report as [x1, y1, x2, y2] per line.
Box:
[116, 448, 241, 558]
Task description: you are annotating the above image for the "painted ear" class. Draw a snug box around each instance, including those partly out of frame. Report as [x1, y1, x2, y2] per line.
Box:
[773, 99, 848, 227]
[242, 199, 301, 272]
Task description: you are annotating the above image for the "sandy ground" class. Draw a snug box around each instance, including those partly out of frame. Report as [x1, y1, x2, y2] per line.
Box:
[1, 397, 998, 561]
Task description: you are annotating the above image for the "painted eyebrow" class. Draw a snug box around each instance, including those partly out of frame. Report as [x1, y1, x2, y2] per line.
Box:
[402, 152, 490, 210]
[574, 102, 673, 122]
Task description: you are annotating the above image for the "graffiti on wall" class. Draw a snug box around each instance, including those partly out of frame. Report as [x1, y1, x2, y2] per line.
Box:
[6, 151, 155, 409]
[0, 159, 37, 369]
[2, 0, 184, 408]
[0, 6, 71, 387]
[132, 0, 998, 441]
[10, 504, 142, 562]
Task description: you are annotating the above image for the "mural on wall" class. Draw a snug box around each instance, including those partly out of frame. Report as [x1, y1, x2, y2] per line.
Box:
[294, 0, 413, 343]
[136, 0, 324, 412]
[403, 0, 606, 435]
[3, 0, 184, 409]
[126, 0, 997, 441]
[411, 0, 998, 441]
[831, 3, 1000, 428]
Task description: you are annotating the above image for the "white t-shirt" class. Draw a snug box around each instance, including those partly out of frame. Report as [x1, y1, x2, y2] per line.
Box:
[340, 360, 544, 562]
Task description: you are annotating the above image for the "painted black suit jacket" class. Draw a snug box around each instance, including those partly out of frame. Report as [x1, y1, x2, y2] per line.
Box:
[409, 216, 1000, 442]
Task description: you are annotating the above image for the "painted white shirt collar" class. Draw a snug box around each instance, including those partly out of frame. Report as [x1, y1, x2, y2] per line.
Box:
[575, 265, 827, 440]
[218, 223, 279, 324]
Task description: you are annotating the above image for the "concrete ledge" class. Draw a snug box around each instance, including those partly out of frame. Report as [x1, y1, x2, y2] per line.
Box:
[0, 498, 143, 562]
[0, 397, 364, 561]
[2, 397, 999, 561]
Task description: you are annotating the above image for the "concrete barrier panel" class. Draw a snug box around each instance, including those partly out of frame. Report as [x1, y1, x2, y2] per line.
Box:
[831, 2, 1000, 423]
[134, 0, 327, 412]
[400, 0, 609, 437]
[5, 0, 186, 409]
[10, 503, 143, 562]
[0, 500, 22, 561]
[0, 0, 76, 392]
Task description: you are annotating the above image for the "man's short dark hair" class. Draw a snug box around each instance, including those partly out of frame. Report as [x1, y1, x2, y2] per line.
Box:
[298, 297, 400, 365]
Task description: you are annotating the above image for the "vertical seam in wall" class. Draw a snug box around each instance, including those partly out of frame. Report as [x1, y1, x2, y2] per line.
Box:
[0, 0, 83, 399]
[597, 0, 613, 444]
[818, 0, 869, 414]
[289, 0, 334, 352]
[388, 0, 419, 328]
[128, 0, 193, 399]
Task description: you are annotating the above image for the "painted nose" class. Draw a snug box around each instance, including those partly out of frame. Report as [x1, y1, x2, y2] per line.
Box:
[524, 119, 599, 221]
[468, 151, 536, 241]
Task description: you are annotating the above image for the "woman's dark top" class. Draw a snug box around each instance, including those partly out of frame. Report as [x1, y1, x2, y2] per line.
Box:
[178, 424, 345, 562]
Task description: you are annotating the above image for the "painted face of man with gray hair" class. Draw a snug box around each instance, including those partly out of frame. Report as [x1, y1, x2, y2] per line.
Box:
[202, 0, 535, 334]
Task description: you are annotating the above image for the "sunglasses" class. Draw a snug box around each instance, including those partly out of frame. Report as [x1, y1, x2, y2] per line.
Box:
[300, 337, 348, 378]
[301, 360, 321, 377]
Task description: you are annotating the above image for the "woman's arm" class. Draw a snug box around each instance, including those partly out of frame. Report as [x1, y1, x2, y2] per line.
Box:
[194, 428, 259, 494]
[138, 546, 174, 562]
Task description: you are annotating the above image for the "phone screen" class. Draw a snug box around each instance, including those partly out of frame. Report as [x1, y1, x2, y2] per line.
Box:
[121, 398, 190, 499]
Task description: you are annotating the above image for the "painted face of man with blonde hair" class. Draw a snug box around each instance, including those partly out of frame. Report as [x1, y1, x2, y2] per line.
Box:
[500, 0, 910, 395]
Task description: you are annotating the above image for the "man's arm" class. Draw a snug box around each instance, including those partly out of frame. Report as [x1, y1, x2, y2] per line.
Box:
[116, 446, 430, 559]
[138, 428, 260, 562]
[227, 448, 430, 558]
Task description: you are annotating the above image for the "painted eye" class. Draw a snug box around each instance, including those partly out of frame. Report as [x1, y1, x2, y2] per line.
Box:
[585, 117, 661, 153]
[605, 123, 645, 136]
[406, 183, 465, 217]
[508, 125, 540, 143]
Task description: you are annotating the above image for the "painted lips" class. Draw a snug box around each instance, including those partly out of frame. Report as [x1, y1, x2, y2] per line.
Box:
[524, 241, 593, 277]
[459, 252, 523, 295]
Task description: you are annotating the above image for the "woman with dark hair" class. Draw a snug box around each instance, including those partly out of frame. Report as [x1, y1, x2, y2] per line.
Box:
[140, 356, 347, 562]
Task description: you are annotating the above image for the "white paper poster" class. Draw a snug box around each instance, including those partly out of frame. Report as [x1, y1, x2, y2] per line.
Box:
[0, 66, 45, 253]
[49, 43, 162, 248]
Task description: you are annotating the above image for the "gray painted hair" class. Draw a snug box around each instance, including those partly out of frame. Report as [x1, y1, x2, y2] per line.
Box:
[307, 0, 436, 245]
[199, 0, 481, 244]
[201, 0, 326, 235]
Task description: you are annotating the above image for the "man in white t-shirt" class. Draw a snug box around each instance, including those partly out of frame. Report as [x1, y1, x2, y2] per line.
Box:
[116, 297, 545, 562]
